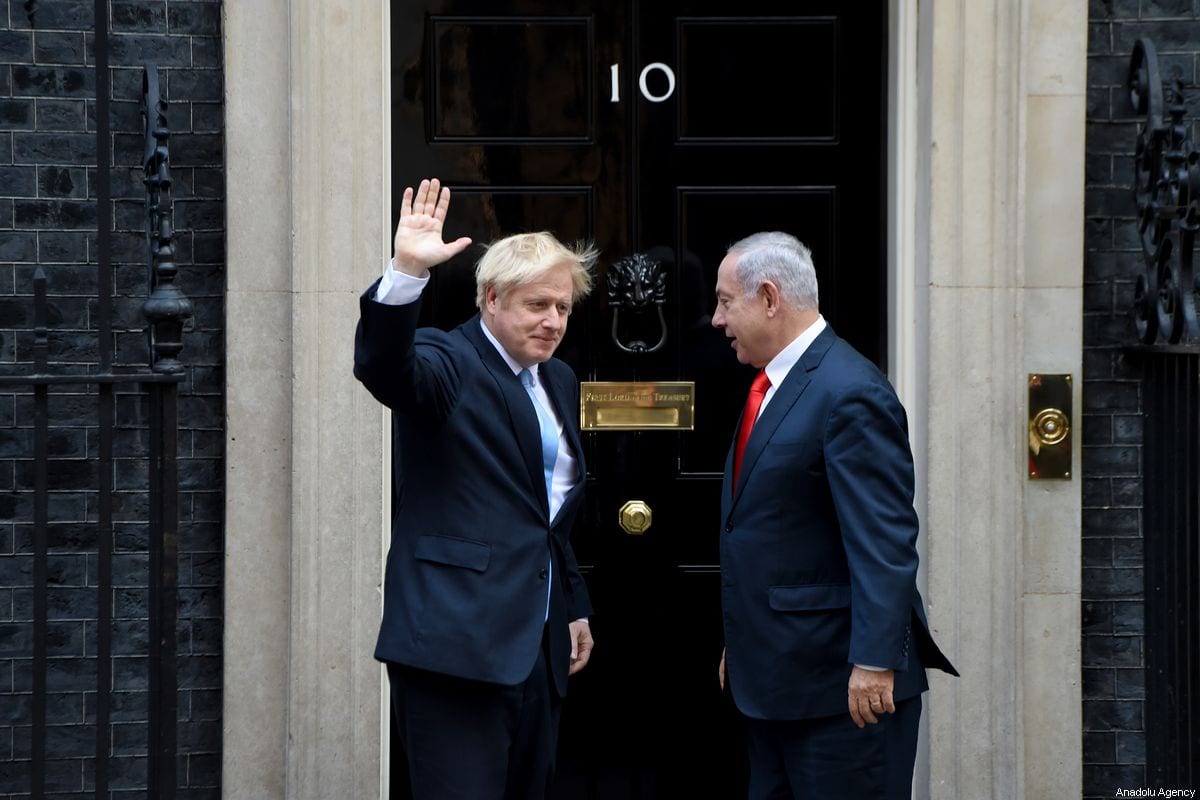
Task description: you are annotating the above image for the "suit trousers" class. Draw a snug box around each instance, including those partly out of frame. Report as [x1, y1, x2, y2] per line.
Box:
[743, 694, 922, 800]
[387, 628, 561, 800]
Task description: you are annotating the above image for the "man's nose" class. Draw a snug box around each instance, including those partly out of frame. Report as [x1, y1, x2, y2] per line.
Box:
[711, 310, 723, 329]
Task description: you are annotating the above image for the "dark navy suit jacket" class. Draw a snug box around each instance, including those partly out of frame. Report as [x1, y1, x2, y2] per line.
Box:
[353, 285, 591, 697]
[720, 325, 957, 720]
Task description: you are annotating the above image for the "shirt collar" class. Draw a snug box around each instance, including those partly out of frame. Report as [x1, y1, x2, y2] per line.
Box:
[479, 317, 540, 384]
[764, 315, 826, 389]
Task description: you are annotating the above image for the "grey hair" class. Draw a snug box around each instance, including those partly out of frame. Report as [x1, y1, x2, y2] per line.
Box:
[726, 232, 818, 311]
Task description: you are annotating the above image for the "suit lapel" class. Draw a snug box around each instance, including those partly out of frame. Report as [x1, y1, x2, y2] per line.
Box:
[541, 364, 585, 479]
[729, 326, 837, 512]
[461, 317, 548, 516]
[721, 419, 738, 518]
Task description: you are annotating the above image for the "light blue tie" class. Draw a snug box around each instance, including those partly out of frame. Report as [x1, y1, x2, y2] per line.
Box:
[520, 368, 558, 507]
[520, 368, 557, 621]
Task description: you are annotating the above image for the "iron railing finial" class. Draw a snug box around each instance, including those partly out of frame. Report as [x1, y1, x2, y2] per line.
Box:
[141, 64, 193, 375]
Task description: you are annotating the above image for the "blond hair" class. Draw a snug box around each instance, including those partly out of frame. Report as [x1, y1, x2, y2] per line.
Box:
[475, 232, 597, 309]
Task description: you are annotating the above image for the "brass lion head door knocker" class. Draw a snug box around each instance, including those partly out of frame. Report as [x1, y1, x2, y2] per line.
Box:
[608, 252, 668, 354]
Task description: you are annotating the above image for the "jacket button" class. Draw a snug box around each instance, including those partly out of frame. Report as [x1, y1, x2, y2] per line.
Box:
[725, 523, 733, 532]
[539, 569, 548, 580]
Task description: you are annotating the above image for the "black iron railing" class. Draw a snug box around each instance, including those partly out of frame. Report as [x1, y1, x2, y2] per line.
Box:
[1142, 355, 1200, 788]
[1128, 37, 1200, 345]
[1, 2, 191, 797]
[1128, 38, 1200, 786]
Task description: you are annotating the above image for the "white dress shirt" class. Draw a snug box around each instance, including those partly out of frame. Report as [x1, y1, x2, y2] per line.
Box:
[756, 315, 826, 420]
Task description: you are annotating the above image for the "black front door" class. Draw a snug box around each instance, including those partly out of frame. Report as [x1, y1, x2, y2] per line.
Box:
[389, 2, 886, 796]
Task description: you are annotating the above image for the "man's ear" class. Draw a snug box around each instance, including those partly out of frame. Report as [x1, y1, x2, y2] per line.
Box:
[760, 281, 783, 318]
[485, 285, 498, 313]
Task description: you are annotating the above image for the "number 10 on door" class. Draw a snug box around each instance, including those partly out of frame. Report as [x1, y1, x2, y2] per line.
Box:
[610, 62, 677, 103]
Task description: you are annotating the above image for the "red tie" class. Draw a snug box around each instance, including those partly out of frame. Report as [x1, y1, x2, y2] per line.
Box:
[733, 370, 771, 489]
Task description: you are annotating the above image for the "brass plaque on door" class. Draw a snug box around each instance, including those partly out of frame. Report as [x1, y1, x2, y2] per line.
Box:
[1028, 373, 1072, 480]
[580, 381, 695, 431]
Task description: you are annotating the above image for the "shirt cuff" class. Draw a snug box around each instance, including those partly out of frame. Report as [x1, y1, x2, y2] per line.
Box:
[855, 664, 886, 671]
[374, 258, 429, 305]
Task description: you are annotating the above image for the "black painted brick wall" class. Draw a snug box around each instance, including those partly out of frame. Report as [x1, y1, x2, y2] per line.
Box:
[0, 1, 224, 797]
[1085, 0, 1200, 797]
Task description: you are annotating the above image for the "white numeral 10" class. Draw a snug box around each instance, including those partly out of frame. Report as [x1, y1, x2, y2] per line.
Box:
[610, 62, 677, 103]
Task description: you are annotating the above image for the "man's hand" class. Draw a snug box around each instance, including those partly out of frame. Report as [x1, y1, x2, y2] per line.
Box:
[847, 666, 896, 728]
[392, 177, 473, 276]
[568, 620, 594, 675]
[718, 647, 726, 689]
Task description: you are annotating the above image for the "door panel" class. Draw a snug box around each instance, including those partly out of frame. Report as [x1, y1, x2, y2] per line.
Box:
[678, 18, 839, 141]
[430, 17, 594, 141]
[389, 3, 885, 796]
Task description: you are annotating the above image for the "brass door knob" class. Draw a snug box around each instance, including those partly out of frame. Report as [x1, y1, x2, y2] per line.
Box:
[618, 500, 653, 535]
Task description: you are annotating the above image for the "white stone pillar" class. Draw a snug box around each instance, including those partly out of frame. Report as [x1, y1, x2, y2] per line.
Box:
[223, 1, 390, 798]
[920, 1, 1086, 798]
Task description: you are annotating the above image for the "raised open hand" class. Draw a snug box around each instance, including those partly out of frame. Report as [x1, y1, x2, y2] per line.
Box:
[392, 178, 473, 276]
